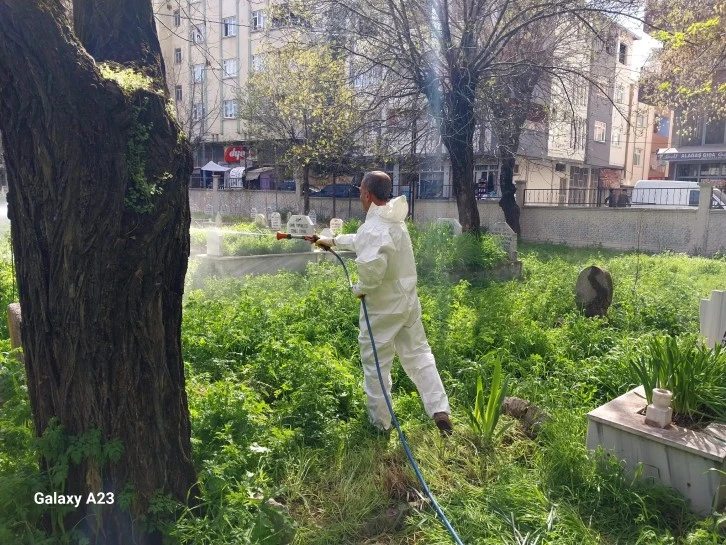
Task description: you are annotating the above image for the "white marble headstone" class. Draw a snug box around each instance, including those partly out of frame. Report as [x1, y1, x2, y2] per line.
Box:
[491, 221, 517, 261]
[250, 207, 258, 220]
[270, 212, 282, 231]
[700, 290, 726, 349]
[309, 209, 317, 225]
[329, 218, 344, 235]
[286, 215, 315, 237]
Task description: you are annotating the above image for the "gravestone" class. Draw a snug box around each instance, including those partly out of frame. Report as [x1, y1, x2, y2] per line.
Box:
[207, 228, 223, 256]
[204, 203, 213, 217]
[491, 221, 517, 261]
[250, 207, 258, 220]
[700, 290, 726, 349]
[254, 214, 268, 229]
[575, 266, 613, 318]
[270, 212, 282, 231]
[434, 218, 462, 235]
[287, 215, 315, 237]
[309, 209, 317, 225]
[319, 228, 334, 239]
[7, 303, 22, 353]
[329, 218, 344, 235]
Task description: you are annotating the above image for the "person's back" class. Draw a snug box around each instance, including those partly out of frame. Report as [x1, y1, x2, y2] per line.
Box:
[351, 196, 418, 314]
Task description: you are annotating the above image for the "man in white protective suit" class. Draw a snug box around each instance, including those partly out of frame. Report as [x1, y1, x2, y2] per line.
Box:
[312, 171, 453, 435]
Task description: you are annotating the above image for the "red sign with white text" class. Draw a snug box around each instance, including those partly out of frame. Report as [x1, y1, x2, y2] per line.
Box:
[225, 146, 246, 163]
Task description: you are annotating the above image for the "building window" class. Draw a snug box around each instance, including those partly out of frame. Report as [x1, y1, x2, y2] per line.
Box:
[252, 10, 265, 31]
[636, 111, 646, 127]
[594, 121, 607, 143]
[705, 117, 726, 145]
[251, 54, 264, 71]
[223, 16, 237, 37]
[612, 126, 621, 146]
[614, 84, 624, 104]
[633, 148, 642, 166]
[191, 26, 205, 43]
[223, 100, 238, 119]
[223, 59, 238, 79]
[174, 85, 183, 102]
[173, 10, 181, 27]
[174, 48, 182, 64]
[618, 43, 628, 65]
[192, 103, 205, 120]
[192, 64, 205, 83]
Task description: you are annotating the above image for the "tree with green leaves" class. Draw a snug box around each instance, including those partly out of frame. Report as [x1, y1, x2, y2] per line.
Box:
[642, 1, 726, 123]
[0, 1, 196, 542]
[240, 41, 362, 214]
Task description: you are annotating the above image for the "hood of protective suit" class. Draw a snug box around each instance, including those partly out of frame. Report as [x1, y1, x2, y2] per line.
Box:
[366, 195, 408, 223]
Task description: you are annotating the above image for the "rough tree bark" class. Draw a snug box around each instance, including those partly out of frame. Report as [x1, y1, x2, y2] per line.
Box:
[0, 1, 196, 543]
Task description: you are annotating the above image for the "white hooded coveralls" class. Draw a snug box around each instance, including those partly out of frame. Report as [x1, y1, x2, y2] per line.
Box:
[334, 195, 450, 430]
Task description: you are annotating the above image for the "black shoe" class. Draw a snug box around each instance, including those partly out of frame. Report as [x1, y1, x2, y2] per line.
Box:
[434, 412, 453, 436]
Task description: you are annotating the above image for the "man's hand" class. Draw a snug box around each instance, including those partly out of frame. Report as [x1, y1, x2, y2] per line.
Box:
[313, 236, 335, 249]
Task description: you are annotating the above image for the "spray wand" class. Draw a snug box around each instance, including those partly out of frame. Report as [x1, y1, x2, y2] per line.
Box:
[275, 231, 465, 545]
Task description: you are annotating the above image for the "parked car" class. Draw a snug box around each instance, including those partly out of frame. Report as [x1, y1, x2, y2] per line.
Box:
[631, 180, 726, 209]
[277, 181, 321, 194]
[312, 184, 360, 198]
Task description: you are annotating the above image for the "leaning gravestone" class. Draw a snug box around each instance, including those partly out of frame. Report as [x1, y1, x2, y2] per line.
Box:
[434, 218, 462, 235]
[7, 303, 22, 354]
[491, 222, 518, 261]
[254, 214, 268, 229]
[287, 215, 315, 237]
[700, 290, 726, 348]
[270, 212, 282, 231]
[575, 266, 613, 318]
[329, 218, 344, 235]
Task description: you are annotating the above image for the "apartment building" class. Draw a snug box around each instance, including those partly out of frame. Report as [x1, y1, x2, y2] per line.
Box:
[503, 25, 640, 206]
[623, 104, 671, 185]
[154, 3, 643, 204]
[155, 0, 268, 168]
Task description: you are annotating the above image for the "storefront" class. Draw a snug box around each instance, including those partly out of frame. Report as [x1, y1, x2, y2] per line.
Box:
[657, 148, 726, 188]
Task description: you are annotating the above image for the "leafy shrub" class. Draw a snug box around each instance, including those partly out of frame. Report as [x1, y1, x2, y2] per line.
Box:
[628, 334, 726, 421]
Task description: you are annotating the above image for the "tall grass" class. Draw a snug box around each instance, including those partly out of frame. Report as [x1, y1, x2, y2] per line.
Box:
[2, 238, 726, 543]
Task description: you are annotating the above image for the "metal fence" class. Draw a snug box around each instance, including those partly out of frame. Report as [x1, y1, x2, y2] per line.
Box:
[524, 186, 725, 209]
[523, 188, 632, 208]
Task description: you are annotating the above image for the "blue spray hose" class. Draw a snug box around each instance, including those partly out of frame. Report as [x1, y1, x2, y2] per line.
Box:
[325, 246, 465, 545]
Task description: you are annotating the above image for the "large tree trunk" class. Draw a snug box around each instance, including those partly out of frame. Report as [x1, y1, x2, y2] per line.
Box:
[0, 1, 196, 543]
[440, 82, 480, 233]
[498, 144, 522, 236]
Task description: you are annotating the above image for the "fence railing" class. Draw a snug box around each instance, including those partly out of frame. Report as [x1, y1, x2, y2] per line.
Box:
[523, 188, 632, 208]
[524, 186, 725, 209]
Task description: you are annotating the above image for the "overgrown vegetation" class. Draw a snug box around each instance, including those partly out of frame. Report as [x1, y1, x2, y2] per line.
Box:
[1, 235, 725, 543]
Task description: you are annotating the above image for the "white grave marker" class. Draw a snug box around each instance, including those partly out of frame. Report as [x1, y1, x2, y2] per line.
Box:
[204, 203, 213, 216]
[250, 207, 258, 220]
[491, 221, 517, 261]
[700, 290, 726, 348]
[254, 214, 268, 229]
[434, 218, 462, 235]
[330, 218, 344, 235]
[319, 228, 334, 238]
[287, 215, 315, 237]
[270, 212, 282, 231]
[309, 209, 317, 225]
